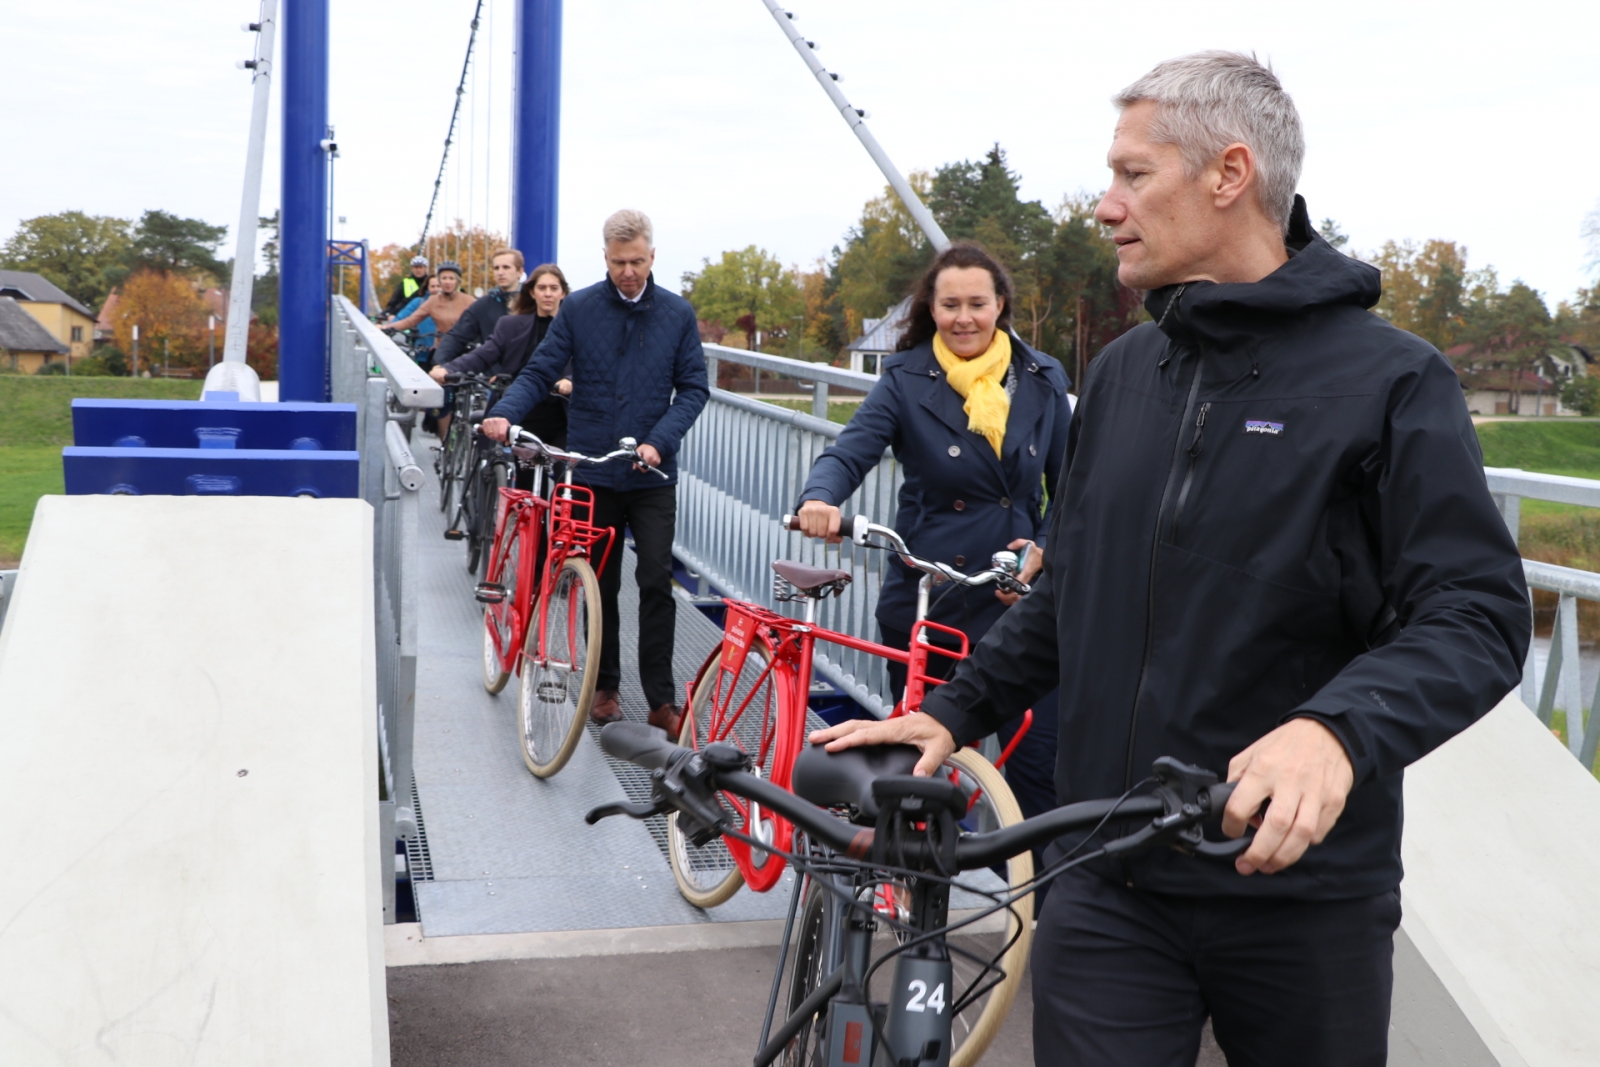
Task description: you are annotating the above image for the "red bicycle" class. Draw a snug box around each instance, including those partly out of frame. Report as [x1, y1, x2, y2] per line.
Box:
[475, 427, 665, 778]
[666, 514, 1035, 907]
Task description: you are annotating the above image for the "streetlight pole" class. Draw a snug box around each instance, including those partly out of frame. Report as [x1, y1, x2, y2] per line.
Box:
[209, 315, 217, 369]
[131, 324, 139, 378]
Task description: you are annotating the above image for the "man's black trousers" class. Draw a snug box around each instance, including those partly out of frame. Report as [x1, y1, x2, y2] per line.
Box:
[1032, 863, 1399, 1067]
[587, 484, 678, 709]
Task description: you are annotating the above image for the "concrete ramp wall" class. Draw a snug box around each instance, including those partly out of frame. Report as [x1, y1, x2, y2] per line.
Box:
[0, 496, 388, 1065]
[1393, 693, 1600, 1066]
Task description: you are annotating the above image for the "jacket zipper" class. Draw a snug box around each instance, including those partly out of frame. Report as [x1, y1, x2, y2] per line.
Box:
[1124, 310, 1205, 800]
[1168, 402, 1210, 543]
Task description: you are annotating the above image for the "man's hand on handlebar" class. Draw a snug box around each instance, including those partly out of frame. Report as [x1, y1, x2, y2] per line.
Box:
[796, 500, 843, 543]
[635, 442, 662, 470]
[808, 714, 958, 778]
[481, 416, 511, 444]
[428, 365, 449, 383]
[1223, 717, 1354, 877]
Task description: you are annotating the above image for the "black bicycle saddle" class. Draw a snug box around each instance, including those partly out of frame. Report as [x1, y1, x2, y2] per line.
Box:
[791, 742, 922, 824]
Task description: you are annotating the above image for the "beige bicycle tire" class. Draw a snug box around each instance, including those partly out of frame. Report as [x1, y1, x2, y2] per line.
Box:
[518, 557, 601, 778]
[666, 640, 781, 908]
[480, 525, 520, 695]
[945, 745, 1034, 1067]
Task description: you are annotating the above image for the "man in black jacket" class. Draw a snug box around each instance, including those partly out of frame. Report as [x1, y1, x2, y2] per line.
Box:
[432, 248, 524, 365]
[810, 51, 1529, 1067]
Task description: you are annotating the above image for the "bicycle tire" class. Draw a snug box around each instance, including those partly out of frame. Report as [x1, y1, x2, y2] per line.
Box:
[437, 420, 464, 512]
[517, 557, 601, 777]
[776, 880, 829, 1067]
[481, 521, 521, 695]
[475, 462, 512, 577]
[668, 638, 792, 908]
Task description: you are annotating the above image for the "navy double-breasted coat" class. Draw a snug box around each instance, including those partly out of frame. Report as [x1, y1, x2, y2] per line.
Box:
[799, 337, 1073, 642]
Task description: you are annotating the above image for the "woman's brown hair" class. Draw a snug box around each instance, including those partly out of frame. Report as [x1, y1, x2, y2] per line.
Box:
[513, 263, 571, 314]
[895, 242, 1015, 352]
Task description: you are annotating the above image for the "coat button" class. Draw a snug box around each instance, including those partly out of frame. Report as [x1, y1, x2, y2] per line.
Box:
[954, 555, 966, 567]
[1028, 444, 1037, 456]
[948, 445, 961, 458]
[999, 497, 1012, 508]
[953, 500, 965, 512]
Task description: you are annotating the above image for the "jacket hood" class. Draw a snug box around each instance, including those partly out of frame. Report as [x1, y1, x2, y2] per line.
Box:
[1144, 196, 1381, 354]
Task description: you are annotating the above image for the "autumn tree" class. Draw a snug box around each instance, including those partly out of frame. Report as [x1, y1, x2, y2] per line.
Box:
[111, 270, 210, 373]
[1457, 281, 1559, 414]
[0, 211, 134, 310]
[416, 220, 512, 298]
[1371, 239, 1497, 351]
[821, 172, 937, 345]
[681, 246, 805, 353]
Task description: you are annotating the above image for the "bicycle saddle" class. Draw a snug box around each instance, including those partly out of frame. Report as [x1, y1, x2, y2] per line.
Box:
[791, 742, 922, 824]
[771, 560, 852, 597]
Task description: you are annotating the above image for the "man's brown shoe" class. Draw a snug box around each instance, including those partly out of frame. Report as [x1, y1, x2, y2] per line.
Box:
[591, 689, 623, 724]
[648, 702, 684, 738]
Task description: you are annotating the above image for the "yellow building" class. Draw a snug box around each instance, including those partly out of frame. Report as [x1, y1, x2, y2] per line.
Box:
[0, 270, 98, 367]
[0, 297, 69, 373]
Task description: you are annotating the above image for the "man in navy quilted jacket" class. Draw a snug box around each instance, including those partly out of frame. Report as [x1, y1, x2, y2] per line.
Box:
[484, 210, 709, 734]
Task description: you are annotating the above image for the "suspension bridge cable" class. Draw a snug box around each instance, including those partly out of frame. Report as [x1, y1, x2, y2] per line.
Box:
[416, 0, 487, 253]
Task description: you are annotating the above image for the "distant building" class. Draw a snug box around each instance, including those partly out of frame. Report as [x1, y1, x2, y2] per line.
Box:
[1450, 342, 1593, 416]
[844, 296, 911, 376]
[0, 270, 97, 364]
[0, 296, 70, 373]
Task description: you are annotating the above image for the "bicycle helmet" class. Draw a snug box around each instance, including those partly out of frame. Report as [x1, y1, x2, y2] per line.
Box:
[436, 261, 463, 276]
[409, 254, 429, 267]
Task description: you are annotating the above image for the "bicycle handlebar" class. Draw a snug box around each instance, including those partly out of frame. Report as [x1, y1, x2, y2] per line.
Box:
[782, 513, 1030, 595]
[591, 722, 1246, 872]
[472, 424, 670, 479]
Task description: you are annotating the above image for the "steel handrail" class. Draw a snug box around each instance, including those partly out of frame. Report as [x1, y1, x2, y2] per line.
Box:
[335, 294, 444, 409]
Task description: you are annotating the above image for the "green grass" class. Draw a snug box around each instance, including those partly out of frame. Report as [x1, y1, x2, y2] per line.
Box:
[761, 397, 860, 426]
[1475, 420, 1600, 481]
[0, 376, 203, 447]
[0, 446, 63, 566]
[0, 377, 203, 565]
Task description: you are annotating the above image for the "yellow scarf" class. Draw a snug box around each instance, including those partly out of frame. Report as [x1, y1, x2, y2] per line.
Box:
[933, 330, 1011, 457]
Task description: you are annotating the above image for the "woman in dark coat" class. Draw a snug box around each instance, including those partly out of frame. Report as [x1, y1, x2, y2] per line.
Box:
[430, 263, 572, 447]
[795, 242, 1072, 827]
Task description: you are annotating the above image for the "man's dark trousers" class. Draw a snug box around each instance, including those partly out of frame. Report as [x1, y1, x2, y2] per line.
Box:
[588, 483, 677, 709]
[1032, 863, 1399, 1067]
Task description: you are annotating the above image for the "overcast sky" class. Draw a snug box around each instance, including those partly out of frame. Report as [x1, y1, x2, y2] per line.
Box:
[4, 0, 1597, 312]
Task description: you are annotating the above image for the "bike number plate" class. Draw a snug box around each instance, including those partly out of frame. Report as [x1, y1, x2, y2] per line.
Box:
[885, 956, 953, 1066]
[824, 998, 876, 1067]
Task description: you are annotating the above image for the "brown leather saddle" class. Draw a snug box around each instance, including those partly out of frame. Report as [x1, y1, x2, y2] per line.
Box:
[771, 559, 852, 599]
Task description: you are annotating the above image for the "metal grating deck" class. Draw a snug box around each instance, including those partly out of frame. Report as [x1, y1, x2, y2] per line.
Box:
[408, 449, 797, 937]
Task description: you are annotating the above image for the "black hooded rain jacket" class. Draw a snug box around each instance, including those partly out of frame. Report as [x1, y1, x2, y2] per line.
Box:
[922, 199, 1530, 900]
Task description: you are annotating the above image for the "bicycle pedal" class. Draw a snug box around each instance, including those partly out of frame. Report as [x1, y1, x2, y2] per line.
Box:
[474, 582, 508, 605]
[443, 529, 466, 541]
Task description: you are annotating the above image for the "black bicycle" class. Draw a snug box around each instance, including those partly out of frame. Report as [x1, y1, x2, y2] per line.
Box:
[588, 722, 1249, 1067]
[435, 372, 500, 516]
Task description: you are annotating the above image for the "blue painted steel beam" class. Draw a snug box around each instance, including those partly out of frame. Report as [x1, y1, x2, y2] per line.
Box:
[280, 0, 331, 402]
[513, 0, 562, 266]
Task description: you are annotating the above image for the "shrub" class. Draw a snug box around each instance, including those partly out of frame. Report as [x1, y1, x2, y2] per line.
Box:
[1560, 375, 1600, 416]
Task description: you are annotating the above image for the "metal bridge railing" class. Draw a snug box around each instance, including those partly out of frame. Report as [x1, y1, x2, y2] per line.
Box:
[1489, 466, 1600, 768]
[331, 295, 439, 921]
[0, 570, 15, 635]
[675, 345, 906, 715]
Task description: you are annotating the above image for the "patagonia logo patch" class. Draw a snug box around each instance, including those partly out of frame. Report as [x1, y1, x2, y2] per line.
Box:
[1244, 420, 1284, 436]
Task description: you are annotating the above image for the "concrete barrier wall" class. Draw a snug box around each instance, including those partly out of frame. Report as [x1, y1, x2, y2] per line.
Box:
[1393, 693, 1600, 1066]
[0, 496, 388, 1065]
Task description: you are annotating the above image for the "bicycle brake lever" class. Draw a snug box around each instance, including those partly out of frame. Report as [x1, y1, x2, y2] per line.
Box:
[1193, 833, 1252, 859]
[584, 799, 669, 825]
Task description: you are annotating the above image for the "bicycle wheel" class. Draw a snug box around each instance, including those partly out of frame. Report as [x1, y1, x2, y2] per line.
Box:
[868, 747, 1034, 1067]
[480, 520, 522, 695]
[436, 419, 464, 512]
[775, 880, 830, 1067]
[517, 557, 601, 777]
[668, 638, 793, 908]
[470, 461, 511, 578]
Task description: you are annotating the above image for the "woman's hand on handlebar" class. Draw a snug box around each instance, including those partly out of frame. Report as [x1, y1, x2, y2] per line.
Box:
[480, 416, 512, 444]
[796, 500, 844, 544]
[808, 713, 957, 778]
[996, 538, 1040, 606]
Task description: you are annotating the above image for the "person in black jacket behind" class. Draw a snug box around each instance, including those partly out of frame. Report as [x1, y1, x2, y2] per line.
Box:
[432, 247, 525, 367]
[383, 255, 430, 318]
[430, 263, 572, 449]
[810, 51, 1529, 1067]
[794, 243, 1071, 843]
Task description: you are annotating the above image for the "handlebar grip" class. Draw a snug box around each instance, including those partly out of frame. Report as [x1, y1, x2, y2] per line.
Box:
[1205, 781, 1236, 814]
[781, 514, 801, 531]
[597, 721, 679, 770]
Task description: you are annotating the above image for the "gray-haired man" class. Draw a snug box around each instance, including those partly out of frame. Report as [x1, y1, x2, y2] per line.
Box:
[811, 52, 1529, 1065]
[485, 211, 709, 735]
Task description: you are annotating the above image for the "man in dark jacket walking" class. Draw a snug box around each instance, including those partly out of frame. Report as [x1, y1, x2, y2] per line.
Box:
[484, 211, 709, 734]
[432, 248, 524, 365]
[811, 52, 1529, 1067]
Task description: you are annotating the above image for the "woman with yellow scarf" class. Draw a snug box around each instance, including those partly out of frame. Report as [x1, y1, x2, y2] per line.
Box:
[794, 243, 1073, 828]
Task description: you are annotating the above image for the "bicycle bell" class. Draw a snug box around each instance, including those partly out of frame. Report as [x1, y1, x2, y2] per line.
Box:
[991, 550, 1020, 574]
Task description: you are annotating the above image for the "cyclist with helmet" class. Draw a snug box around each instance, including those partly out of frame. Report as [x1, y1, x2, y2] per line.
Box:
[390, 275, 441, 366]
[384, 254, 431, 318]
[386, 262, 471, 435]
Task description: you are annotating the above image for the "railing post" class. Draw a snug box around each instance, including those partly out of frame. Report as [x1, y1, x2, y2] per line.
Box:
[1495, 492, 1522, 545]
[811, 380, 829, 421]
